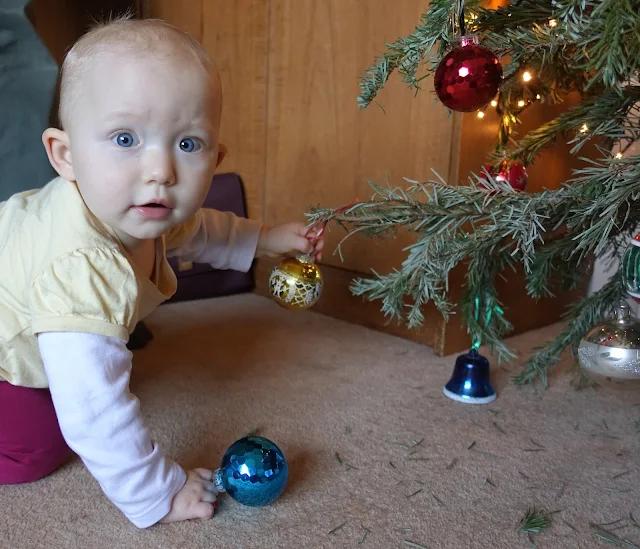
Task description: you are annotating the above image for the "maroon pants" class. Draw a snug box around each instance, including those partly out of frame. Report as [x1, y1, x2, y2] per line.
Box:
[0, 381, 70, 484]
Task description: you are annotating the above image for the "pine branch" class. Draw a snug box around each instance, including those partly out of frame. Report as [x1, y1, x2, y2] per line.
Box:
[512, 273, 625, 387]
[309, 152, 639, 383]
[558, 0, 640, 90]
[324, 1, 640, 385]
[356, 0, 485, 109]
[526, 237, 585, 299]
[460, 249, 516, 361]
[500, 87, 640, 165]
[519, 507, 551, 534]
[563, 155, 640, 259]
[356, 0, 454, 110]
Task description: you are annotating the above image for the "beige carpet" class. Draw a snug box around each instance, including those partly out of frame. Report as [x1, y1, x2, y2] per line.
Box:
[2, 293, 640, 549]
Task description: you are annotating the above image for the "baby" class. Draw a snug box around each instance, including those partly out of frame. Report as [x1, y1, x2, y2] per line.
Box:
[0, 17, 323, 527]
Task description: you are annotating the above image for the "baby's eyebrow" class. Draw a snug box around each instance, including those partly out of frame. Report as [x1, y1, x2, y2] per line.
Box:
[102, 110, 141, 123]
[185, 120, 216, 133]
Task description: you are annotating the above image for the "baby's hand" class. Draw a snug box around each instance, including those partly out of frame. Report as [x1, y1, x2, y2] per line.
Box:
[159, 468, 218, 524]
[257, 222, 325, 262]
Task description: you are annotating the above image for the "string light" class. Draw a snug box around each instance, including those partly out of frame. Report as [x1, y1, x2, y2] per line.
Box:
[549, 19, 557, 27]
[517, 100, 526, 107]
[536, 94, 541, 100]
[615, 152, 623, 159]
[491, 100, 498, 107]
[522, 71, 532, 82]
[477, 111, 485, 119]
[579, 123, 589, 133]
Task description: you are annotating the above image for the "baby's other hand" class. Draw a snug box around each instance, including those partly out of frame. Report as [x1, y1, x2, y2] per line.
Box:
[159, 468, 218, 524]
[257, 222, 325, 262]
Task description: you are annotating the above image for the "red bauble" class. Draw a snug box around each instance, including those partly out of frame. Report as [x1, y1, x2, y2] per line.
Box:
[481, 160, 528, 192]
[434, 36, 503, 112]
[502, 161, 528, 191]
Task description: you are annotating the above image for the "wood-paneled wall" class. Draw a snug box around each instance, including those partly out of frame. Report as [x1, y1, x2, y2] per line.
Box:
[141, 0, 584, 354]
[142, 0, 460, 274]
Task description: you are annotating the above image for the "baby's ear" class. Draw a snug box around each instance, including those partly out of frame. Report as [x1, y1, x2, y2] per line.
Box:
[216, 143, 228, 167]
[42, 128, 75, 181]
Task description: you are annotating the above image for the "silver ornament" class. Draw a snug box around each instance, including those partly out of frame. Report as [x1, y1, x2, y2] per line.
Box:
[578, 302, 640, 380]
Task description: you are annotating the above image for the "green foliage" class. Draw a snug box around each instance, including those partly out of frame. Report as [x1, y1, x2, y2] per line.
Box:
[519, 507, 551, 534]
[310, 0, 640, 385]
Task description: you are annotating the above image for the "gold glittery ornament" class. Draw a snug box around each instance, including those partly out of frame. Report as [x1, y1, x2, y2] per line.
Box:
[578, 302, 640, 381]
[269, 253, 323, 310]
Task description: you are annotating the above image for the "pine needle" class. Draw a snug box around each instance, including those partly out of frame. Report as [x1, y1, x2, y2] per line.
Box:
[359, 525, 372, 544]
[493, 421, 507, 434]
[593, 434, 621, 440]
[328, 521, 348, 535]
[432, 493, 444, 505]
[519, 508, 550, 534]
[591, 524, 640, 548]
[404, 541, 429, 549]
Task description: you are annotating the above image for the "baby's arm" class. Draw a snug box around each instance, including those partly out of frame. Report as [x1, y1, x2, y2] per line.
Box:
[167, 210, 322, 269]
[38, 332, 214, 527]
[166, 209, 262, 272]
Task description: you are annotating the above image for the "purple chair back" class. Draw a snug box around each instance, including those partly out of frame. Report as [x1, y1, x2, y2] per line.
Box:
[165, 173, 255, 303]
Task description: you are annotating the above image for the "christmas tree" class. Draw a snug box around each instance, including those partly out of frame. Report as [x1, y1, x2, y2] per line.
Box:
[308, 0, 640, 387]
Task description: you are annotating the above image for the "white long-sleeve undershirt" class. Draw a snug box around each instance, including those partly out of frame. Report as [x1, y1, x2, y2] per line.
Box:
[38, 332, 186, 528]
[34, 210, 261, 526]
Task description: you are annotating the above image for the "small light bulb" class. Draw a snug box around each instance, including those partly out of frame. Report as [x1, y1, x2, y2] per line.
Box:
[580, 123, 589, 133]
[536, 94, 541, 100]
[477, 111, 485, 119]
[615, 152, 623, 159]
[549, 19, 557, 27]
[522, 71, 532, 82]
[518, 100, 526, 107]
[490, 100, 498, 107]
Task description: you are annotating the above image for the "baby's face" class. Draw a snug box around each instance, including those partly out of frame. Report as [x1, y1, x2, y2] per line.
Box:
[66, 51, 222, 250]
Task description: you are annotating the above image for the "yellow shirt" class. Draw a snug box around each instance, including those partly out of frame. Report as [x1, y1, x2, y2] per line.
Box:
[0, 177, 252, 388]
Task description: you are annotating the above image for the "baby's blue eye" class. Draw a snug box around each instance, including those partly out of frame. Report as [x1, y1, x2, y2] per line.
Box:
[179, 138, 200, 152]
[112, 133, 136, 148]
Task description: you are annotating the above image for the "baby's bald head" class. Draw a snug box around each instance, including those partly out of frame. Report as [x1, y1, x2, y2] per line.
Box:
[58, 16, 221, 130]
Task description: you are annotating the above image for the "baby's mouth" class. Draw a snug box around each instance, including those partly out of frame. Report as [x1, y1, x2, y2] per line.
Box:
[131, 202, 173, 219]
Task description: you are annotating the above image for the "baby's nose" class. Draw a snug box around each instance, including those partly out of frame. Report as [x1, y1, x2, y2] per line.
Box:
[145, 151, 176, 186]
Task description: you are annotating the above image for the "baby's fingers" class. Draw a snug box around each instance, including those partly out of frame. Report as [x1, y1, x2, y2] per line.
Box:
[201, 490, 218, 504]
[193, 468, 214, 481]
[192, 501, 215, 520]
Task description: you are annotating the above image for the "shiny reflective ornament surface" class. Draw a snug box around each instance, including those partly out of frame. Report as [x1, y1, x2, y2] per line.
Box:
[269, 252, 323, 310]
[213, 436, 289, 507]
[622, 234, 640, 302]
[578, 303, 640, 380]
[496, 160, 528, 191]
[434, 35, 503, 112]
[481, 160, 528, 192]
[443, 348, 496, 404]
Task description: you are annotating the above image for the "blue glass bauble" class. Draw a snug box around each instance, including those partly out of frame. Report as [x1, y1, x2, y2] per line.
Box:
[214, 436, 288, 507]
[443, 348, 496, 404]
